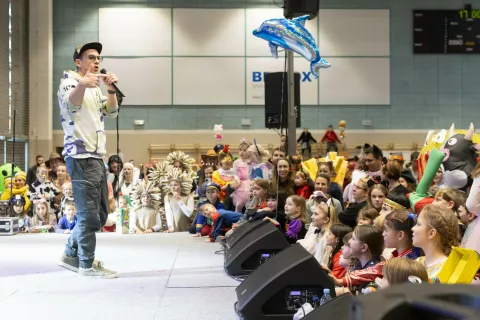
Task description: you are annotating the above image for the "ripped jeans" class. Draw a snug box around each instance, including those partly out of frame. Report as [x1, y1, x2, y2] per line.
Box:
[64, 157, 108, 268]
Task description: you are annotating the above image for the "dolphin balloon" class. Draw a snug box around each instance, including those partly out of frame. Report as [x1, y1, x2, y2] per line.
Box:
[253, 15, 330, 78]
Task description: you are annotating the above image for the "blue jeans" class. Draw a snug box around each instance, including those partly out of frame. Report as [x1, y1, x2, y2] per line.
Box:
[64, 157, 108, 268]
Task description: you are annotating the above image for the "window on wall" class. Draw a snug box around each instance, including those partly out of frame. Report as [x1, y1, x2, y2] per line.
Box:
[0, 0, 29, 170]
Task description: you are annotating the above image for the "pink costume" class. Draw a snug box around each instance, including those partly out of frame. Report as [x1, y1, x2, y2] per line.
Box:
[231, 159, 251, 212]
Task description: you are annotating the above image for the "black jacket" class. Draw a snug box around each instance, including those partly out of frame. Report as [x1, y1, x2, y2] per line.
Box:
[297, 132, 317, 147]
[339, 201, 368, 229]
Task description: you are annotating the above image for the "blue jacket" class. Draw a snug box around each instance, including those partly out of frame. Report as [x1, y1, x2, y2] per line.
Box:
[196, 199, 224, 233]
[210, 209, 243, 241]
[55, 216, 77, 233]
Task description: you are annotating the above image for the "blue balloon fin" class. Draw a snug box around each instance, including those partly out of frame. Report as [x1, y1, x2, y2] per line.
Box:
[269, 42, 278, 58]
[292, 15, 309, 27]
[310, 58, 331, 79]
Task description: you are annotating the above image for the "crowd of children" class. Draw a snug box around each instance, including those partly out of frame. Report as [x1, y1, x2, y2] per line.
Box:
[185, 139, 480, 295]
[2, 134, 480, 295]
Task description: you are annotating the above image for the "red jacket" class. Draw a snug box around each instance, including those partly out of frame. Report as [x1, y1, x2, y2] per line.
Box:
[331, 250, 347, 279]
[295, 184, 312, 200]
[321, 131, 341, 143]
[342, 262, 384, 290]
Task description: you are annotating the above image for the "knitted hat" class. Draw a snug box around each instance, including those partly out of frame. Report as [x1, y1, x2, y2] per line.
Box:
[14, 171, 26, 181]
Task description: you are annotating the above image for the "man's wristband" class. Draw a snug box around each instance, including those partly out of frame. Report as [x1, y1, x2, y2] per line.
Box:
[107, 89, 116, 94]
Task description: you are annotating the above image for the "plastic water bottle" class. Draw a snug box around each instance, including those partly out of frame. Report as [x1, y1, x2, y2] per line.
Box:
[319, 288, 332, 306]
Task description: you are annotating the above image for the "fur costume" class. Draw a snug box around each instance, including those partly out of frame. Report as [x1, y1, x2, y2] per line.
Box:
[163, 166, 194, 232]
[164, 151, 197, 180]
[129, 180, 162, 232]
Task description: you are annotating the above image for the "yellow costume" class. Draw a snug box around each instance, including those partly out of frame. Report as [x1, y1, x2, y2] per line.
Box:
[1, 185, 31, 212]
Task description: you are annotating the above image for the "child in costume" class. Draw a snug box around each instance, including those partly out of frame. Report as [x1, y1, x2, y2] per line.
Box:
[298, 199, 338, 266]
[29, 164, 59, 213]
[129, 181, 162, 234]
[231, 139, 253, 212]
[31, 199, 57, 233]
[326, 224, 353, 279]
[164, 150, 198, 193]
[163, 167, 195, 232]
[265, 195, 307, 244]
[328, 225, 384, 295]
[55, 200, 77, 234]
[294, 170, 313, 200]
[193, 182, 225, 236]
[246, 143, 270, 180]
[212, 145, 239, 202]
[1, 171, 31, 212]
[383, 209, 421, 260]
[413, 204, 459, 282]
[10, 195, 33, 232]
[233, 139, 251, 181]
[199, 203, 243, 243]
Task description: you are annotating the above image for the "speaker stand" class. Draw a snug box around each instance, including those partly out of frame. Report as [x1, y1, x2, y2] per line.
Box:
[286, 50, 297, 156]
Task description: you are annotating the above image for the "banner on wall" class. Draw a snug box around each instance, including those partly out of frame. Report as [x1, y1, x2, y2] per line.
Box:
[246, 58, 319, 105]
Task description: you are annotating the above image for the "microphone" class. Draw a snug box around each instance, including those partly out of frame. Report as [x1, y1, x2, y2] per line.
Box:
[100, 68, 125, 97]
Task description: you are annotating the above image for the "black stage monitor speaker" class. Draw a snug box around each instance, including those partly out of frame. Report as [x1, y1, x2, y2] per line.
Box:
[235, 244, 335, 320]
[224, 222, 289, 277]
[226, 219, 268, 249]
[303, 292, 354, 320]
[284, 0, 319, 19]
[352, 283, 480, 320]
[264, 72, 301, 129]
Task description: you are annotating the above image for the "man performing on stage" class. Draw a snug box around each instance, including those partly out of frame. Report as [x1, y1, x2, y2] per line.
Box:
[57, 42, 119, 278]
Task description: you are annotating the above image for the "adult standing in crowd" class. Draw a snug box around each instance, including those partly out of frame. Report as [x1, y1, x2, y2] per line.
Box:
[26, 155, 44, 186]
[45, 152, 63, 181]
[107, 155, 123, 199]
[57, 42, 119, 278]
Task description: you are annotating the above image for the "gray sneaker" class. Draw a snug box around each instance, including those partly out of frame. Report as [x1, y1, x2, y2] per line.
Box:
[58, 254, 79, 272]
[78, 260, 118, 279]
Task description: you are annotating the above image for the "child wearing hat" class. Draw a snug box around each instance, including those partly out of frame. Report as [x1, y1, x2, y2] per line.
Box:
[1, 172, 31, 212]
[193, 182, 225, 237]
[10, 195, 33, 232]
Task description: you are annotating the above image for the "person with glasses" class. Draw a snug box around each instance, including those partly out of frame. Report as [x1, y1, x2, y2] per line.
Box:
[57, 42, 119, 279]
[339, 177, 369, 229]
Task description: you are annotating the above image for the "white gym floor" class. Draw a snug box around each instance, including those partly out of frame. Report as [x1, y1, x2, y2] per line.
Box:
[0, 233, 239, 320]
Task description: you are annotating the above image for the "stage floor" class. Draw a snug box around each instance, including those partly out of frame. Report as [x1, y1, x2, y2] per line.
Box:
[0, 233, 239, 320]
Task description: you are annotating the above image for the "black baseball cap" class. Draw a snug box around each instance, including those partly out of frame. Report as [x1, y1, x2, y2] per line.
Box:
[73, 42, 102, 61]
